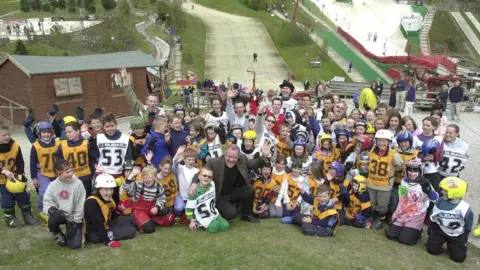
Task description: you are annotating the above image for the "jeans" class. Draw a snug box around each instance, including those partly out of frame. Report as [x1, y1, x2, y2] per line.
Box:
[396, 91, 406, 110]
[36, 173, 54, 212]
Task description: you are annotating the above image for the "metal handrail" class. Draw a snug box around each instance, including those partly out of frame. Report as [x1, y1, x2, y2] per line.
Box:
[0, 94, 30, 123]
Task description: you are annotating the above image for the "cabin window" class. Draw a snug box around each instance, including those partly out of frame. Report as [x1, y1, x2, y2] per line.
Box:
[54, 77, 83, 97]
[111, 72, 132, 90]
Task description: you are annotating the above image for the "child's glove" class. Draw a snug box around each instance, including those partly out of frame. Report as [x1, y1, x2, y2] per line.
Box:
[344, 161, 354, 172]
[419, 178, 432, 194]
[47, 104, 60, 116]
[75, 106, 85, 121]
[106, 240, 121, 248]
[93, 108, 103, 117]
[147, 138, 157, 151]
[23, 114, 35, 127]
[48, 207, 65, 224]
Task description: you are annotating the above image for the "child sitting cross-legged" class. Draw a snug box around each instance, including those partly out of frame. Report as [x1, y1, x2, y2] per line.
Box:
[186, 167, 229, 233]
[123, 166, 168, 234]
[292, 183, 339, 237]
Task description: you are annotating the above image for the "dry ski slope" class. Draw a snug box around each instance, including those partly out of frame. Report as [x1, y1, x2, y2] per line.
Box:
[184, 3, 293, 90]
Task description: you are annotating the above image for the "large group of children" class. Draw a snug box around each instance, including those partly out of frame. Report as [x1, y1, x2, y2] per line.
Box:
[0, 80, 477, 263]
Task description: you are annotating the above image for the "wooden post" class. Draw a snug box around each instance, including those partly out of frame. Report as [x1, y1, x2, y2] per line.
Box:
[9, 102, 13, 123]
[292, 0, 300, 21]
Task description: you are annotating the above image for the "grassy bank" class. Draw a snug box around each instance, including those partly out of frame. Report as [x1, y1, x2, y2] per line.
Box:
[1, 192, 480, 269]
[429, 10, 472, 56]
[177, 13, 205, 80]
[196, 0, 349, 82]
[0, 41, 78, 55]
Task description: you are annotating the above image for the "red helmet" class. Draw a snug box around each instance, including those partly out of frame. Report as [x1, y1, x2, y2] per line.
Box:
[355, 135, 371, 151]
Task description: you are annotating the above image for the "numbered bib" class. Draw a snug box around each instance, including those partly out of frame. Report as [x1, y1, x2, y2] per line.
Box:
[97, 133, 130, 174]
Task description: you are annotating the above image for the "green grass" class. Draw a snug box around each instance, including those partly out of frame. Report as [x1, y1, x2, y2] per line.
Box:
[411, 5, 428, 18]
[302, 0, 338, 30]
[196, 0, 349, 82]
[0, 41, 80, 55]
[429, 10, 471, 56]
[316, 30, 386, 84]
[2, 192, 480, 269]
[145, 22, 170, 42]
[0, 0, 18, 16]
[405, 35, 420, 56]
[461, 12, 480, 40]
[177, 13, 206, 80]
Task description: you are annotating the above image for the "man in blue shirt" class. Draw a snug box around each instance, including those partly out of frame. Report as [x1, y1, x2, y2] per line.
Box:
[395, 74, 407, 111]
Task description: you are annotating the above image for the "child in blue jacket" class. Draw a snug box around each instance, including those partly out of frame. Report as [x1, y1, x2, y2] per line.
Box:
[142, 118, 171, 168]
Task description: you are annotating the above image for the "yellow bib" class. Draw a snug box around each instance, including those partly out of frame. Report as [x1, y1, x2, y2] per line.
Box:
[307, 176, 320, 196]
[61, 140, 91, 177]
[157, 173, 178, 208]
[33, 140, 61, 178]
[312, 198, 339, 230]
[286, 175, 301, 207]
[315, 150, 336, 175]
[368, 148, 395, 187]
[86, 196, 116, 230]
[346, 192, 371, 219]
[0, 141, 19, 185]
[276, 136, 292, 157]
[394, 148, 418, 184]
[188, 139, 206, 169]
[253, 178, 279, 208]
[329, 178, 350, 210]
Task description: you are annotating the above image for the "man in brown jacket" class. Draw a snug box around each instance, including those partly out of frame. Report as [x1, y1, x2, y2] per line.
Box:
[189, 143, 271, 223]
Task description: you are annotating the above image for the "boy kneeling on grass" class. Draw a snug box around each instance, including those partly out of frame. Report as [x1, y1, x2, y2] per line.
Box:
[43, 159, 85, 248]
[186, 167, 229, 233]
[292, 183, 339, 237]
[427, 177, 473, 263]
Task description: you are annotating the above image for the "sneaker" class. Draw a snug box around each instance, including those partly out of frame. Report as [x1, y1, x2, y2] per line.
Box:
[53, 232, 66, 246]
[5, 215, 23, 228]
[240, 214, 260, 223]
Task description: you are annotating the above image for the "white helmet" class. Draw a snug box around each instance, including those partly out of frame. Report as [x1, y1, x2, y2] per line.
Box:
[95, 174, 117, 188]
[375, 129, 394, 141]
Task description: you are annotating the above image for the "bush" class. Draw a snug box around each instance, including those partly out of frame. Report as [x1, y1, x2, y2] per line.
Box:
[14, 40, 29, 55]
[57, 0, 66, 9]
[273, 21, 309, 47]
[101, 0, 117, 10]
[32, 0, 42, 10]
[243, 0, 272, 11]
[85, 0, 96, 13]
[157, 0, 185, 31]
[20, 0, 30, 12]
[42, 2, 51, 11]
[67, 0, 76, 13]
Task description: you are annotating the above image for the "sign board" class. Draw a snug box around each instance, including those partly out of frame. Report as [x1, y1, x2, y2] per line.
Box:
[401, 12, 424, 32]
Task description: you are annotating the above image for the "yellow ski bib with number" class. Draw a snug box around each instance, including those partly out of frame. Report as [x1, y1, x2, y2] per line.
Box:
[157, 173, 178, 208]
[33, 140, 61, 178]
[61, 140, 91, 177]
[368, 149, 395, 187]
[394, 148, 418, 184]
[0, 141, 19, 185]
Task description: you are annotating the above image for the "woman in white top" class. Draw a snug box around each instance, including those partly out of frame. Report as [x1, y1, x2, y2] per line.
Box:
[255, 102, 278, 160]
[204, 95, 228, 133]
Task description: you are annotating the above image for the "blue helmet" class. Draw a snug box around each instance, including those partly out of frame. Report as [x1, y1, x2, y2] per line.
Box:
[396, 130, 413, 146]
[36, 121, 53, 133]
[335, 128, 350, 139]
[173, 105, 185, 114]
[421, 139, 441, 160]
[328, 161, 345, 177]
[293, 140, 307, 149]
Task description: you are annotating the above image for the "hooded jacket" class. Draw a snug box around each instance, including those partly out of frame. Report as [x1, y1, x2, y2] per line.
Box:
[141, 130, 171, 167]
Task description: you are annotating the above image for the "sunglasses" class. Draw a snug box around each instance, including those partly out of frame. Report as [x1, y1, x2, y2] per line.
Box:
[202, 174, 213, 179]
[266, 119, 276, 124]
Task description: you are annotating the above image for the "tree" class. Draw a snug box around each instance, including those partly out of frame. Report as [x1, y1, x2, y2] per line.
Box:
[14, 40, 29, 55]
[32, 0, 42, 10]
[157, 0, 185, 31]
[58, 0, 66, 9]
[20, 0, 30, 12]
[42, 2, 51, 11]
[85, 0, 96, 13]
[67, 0, 76, 13]
[101, 0, 117, 10]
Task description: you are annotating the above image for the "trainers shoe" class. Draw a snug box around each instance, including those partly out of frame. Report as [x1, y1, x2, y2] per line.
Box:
[53, 232, 66, 246]
[5, 215, 23, 228]
[241, 214, 260, 223]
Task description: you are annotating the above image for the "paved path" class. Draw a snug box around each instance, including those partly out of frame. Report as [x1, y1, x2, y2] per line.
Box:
[466, 12, 480, 34]
[184, 3, 298, 90]
[298, 2, 392, 83]
[451, 12, 480, 56]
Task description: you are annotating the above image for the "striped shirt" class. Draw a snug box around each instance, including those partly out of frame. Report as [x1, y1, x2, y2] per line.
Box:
[123, 180, 166, 210]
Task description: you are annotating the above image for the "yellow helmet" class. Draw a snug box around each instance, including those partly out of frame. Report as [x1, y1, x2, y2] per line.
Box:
[366, 123, 376, 134]
[63, 116, 77, 124]
[352, 175, 368, 193]
[6, 174, 27, 194]
[115, 177, 123, 187]
[243, 130, 257, 143]
[439, 177, 467, 200]
[319, 134, 332, 147]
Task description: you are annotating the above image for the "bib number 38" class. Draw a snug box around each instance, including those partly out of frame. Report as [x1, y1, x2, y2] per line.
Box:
[370, 160, 388, 177]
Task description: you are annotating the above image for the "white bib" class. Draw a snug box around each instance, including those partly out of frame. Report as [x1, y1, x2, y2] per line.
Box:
[208, 136, 223, 158]
[185, 182, 219, 228]
[439, 141, 468, 177]
[430, 200, 470, 237]
[97, 133, 129, 174]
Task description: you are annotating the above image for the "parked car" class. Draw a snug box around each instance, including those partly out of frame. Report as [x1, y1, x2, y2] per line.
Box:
[85, 14, 97, 21]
